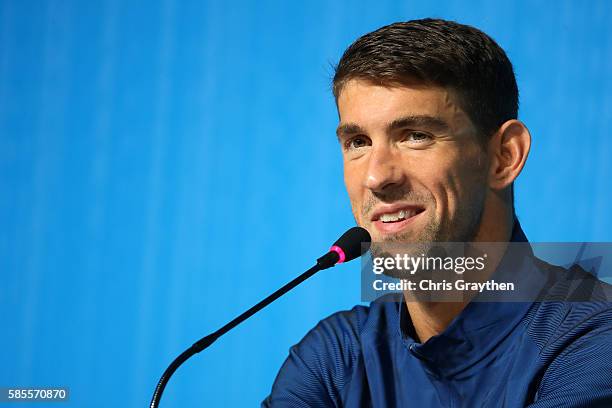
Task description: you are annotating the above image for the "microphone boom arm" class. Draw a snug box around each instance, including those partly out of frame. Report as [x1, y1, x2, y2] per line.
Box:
[150, 260, 329, 408]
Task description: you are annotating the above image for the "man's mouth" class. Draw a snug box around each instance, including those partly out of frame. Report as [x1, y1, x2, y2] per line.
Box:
[377, 208, 421, 223]
[371, 205, 426, 235]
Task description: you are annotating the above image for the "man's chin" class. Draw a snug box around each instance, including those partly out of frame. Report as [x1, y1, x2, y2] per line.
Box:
[369, 225, 435, 245]
[369, 239, 435, 262]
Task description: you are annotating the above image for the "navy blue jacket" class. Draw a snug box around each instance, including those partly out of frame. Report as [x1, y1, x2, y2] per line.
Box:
[263, 224, 612, 407]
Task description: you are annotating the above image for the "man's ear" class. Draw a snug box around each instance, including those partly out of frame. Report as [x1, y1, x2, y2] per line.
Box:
[488, 119, 531, 190]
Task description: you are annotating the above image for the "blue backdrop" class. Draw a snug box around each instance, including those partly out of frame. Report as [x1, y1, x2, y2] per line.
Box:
[2, 1, 611, 406]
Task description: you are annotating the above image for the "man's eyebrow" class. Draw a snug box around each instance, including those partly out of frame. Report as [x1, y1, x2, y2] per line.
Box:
[336, 123, 365, 139]
[336, 115, 450, 140]
[388, 115, 450, 132]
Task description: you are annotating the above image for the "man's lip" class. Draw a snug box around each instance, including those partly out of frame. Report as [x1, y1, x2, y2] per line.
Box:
[371, 208, 425, 235]
[370, 203, 425, 222]
[372, 213, 423, 235]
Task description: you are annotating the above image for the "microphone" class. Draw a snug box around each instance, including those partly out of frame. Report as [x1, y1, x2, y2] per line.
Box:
[316, 226, 373, 269]
[149, 227, 371, 408]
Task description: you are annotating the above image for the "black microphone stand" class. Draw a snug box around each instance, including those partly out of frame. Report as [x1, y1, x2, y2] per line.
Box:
[149, 253, 339, 408]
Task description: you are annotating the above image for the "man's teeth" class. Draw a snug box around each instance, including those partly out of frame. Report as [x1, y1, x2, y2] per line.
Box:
[379, 209, 418, 223]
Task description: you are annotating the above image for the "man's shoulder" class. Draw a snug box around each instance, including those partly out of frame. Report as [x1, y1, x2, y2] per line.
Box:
[303, 293, 402, 349]
[262, 295, 402, 407]
[287, 293, 402, 371]
[525, 288, 612, 353]
[526, 293, 612, 404]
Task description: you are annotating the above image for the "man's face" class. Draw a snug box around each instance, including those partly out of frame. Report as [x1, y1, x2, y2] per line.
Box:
[337, 79, 489, 245]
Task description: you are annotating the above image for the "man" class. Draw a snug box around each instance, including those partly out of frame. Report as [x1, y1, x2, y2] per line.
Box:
[263, 19, 612, 407]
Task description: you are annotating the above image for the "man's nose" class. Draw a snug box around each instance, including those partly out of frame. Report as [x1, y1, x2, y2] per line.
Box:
[364, 144, 405, 193]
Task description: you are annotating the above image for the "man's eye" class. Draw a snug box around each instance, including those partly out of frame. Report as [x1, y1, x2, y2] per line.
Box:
[345, 136, 370, 150]
[404, 131, 433, 143]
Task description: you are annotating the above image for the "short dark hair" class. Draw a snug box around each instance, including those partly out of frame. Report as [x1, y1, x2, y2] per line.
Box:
[333, 18, 519, 140]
